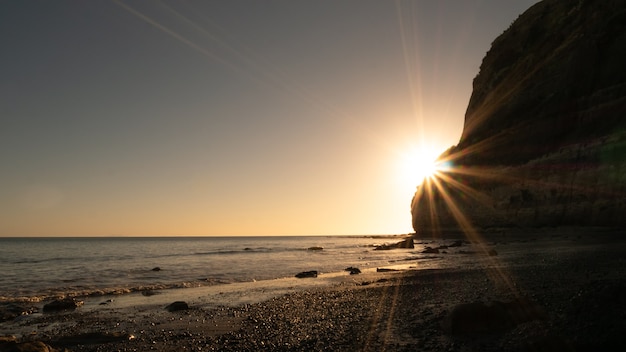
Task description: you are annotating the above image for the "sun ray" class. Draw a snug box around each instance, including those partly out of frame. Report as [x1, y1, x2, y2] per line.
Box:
[427, 174, 518, 294]
[435, 171, 494, 208]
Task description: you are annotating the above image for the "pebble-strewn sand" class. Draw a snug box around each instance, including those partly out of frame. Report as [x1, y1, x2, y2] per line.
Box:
[2, 229, 624, 351]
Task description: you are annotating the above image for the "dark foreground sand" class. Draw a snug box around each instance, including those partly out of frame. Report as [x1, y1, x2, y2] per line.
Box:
[2, 228, 625, 352]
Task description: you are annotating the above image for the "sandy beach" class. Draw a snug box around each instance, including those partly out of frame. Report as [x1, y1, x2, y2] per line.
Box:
[2, 228, 625, 352]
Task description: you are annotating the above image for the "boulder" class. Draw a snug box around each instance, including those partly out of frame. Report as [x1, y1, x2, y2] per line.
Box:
[295, 270, 318, 278]
[42, 298, 83, 313]
[421, 247, 440, 254]
[345, 267, 361, 275]
[442, 299, 546, 335]
[165, 301, 189, 312]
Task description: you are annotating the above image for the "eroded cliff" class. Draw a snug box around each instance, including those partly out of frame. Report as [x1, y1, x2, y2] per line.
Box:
[411, 0, 626, 234]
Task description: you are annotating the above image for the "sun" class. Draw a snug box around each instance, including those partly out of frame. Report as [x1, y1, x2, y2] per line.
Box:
[395, 145, 445, 191]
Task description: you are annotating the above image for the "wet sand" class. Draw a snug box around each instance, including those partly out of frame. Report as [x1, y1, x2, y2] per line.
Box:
[1, 228, 624, 351]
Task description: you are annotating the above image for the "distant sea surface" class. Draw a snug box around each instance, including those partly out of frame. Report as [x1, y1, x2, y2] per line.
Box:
[0, 236, 417, 303]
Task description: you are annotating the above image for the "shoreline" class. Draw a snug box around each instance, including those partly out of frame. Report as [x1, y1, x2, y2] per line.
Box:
[2, 229, 625, 351]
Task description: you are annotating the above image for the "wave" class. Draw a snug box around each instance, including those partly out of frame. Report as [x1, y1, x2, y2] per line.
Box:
[0, 277, 243, 304]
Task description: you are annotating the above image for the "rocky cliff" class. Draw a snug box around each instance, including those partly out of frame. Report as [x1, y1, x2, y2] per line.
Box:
[411, 0, 626, 234]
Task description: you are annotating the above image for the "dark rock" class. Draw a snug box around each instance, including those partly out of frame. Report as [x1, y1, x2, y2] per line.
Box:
[151, 267, 161, 271]
[307, 246, 323, 251]
[421, 247, 440, 254]
[0, 303, 37, 322]
[488, 249, 498, 256]
[344, 267, 361, 275]
[141, 290, 160, 296]
[165, 301, 189, 312]
[442, 298, 546, 335]
[376, 268, 399, 272]
[42, 298, 83, 313]
[295, 270, 318, 278]
[374, 238, 414, 250]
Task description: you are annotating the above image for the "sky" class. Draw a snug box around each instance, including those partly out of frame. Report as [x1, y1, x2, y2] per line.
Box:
[0, 0, 538, 237]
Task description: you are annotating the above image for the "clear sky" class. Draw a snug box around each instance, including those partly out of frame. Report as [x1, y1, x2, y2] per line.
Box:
[1, 0, 538, 237]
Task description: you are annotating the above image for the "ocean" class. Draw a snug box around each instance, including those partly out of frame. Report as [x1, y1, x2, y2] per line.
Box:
[0, 236, 425, 303]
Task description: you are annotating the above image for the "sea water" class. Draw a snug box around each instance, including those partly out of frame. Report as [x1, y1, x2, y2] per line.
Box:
[0, 236, 426, 303]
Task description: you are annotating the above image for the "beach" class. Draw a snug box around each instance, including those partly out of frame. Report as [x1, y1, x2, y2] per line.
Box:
[2, 229, 625, 351]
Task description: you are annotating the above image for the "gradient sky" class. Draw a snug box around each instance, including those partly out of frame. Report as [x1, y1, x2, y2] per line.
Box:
[1, 0, 538, 236]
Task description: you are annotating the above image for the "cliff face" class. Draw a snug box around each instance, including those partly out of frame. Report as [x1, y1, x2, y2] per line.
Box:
[411, 0, 626, 234]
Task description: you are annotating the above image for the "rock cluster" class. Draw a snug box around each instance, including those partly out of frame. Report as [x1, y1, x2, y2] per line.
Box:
[373, 237, 414, 250]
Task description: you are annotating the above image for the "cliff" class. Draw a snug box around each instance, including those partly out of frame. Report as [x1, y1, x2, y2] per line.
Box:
[411, 0, 626, 234]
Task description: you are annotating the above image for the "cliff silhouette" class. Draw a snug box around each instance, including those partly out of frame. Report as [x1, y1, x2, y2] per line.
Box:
[411, 0, 626, 234]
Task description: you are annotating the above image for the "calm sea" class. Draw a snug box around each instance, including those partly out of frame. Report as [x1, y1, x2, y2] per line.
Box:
[0, 236, 420, 303]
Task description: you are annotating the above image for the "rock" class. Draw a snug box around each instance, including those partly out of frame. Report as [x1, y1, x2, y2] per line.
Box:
[488, 249, 498, 256]
[376, 268, 399, 272]
[307, 246, 323, 251]
[421, 247, 440, 254]
[151, 267, 161, 271]
[345, 267, 361, 275]
[374, 238, 414, 250]
[0, 303, 37, 322]
[295, 270, 318, 278]
[442, 299, 546, 335]
[42, 298, 83, 313]
[165, 301, 189, 312]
